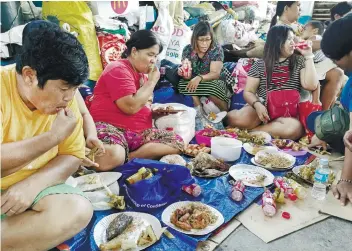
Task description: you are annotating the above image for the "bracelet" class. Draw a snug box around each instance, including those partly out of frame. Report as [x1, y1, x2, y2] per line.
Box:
[304, 54, 314, 60]
[338, 179, 352, 184]
[197, 75, 204, 82]
[252, 100, 261, 109]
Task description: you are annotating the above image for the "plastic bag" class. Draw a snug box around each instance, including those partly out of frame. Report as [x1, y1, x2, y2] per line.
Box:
[151, 1, 174, 61]
[153, 103, 196, 145]
[299, 101, 322, 134]
[230, 90, 246, 111]
[165, 24, 192, 64]
[232, 1, 258, 8]
[97, 32, 126, 68]
[215, 19, 257, 47]
[42, 1, 103, 81]
[117, 158, 194, 211]
[201, 97, 221, 115]
[232, 58, 255, 92]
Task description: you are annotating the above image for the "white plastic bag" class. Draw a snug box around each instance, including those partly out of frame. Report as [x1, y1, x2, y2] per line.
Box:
[200, 97, 221, 115]
[215, 19, 258, 47]
[151, 1, 174, 61]
[165, 24, 192, 64]
[153, 103, 196, 145]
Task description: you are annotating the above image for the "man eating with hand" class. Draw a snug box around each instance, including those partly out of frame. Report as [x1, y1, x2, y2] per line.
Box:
[1, 25, 93, 250]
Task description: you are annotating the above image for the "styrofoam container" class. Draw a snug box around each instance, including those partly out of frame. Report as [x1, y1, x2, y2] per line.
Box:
[195, 129, 237, 147]
[211, 137, 243, 162]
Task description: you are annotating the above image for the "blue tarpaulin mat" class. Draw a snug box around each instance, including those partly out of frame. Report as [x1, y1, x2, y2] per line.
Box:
[153, 87, 194, 108]
[61, 150, 310, 251]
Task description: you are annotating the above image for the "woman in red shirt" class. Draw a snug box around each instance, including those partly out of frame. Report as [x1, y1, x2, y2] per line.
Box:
[89, 30, 184, 171]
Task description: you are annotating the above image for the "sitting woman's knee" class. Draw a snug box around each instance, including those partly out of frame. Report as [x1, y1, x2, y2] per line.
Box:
[95, 145, 125, 171]
[56, 196, 93, 236]
[226, 110, 256, 129]
[279, 119, 304, 140]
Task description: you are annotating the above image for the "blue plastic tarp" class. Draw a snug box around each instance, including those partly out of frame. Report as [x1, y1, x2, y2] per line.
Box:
[61, 150, 310, 251]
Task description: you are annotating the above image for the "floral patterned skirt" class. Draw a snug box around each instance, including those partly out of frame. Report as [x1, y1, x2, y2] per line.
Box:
[95, 122, 184, 159]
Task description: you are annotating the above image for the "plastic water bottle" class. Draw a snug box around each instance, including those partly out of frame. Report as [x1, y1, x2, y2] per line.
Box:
[311, 159, 330, 200]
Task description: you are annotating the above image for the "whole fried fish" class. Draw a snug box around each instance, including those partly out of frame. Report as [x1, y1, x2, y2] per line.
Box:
[106, 213, 133, 241]
[190, 152, 230, 178]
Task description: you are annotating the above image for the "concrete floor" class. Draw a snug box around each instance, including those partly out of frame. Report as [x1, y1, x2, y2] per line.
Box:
[216, 217, 352, 251]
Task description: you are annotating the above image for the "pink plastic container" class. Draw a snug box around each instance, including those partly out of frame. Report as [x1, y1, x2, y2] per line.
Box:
[195, 129, 237, 147]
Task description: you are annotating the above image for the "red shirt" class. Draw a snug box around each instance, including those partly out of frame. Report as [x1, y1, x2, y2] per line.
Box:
[89, 59, 152, 132]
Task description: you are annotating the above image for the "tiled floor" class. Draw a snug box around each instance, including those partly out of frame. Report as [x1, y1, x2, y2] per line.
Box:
[217, 217, 352, 251]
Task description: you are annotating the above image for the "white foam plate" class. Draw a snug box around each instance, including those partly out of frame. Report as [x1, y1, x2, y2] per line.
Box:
[208, 111, 227, 123]
[229, 164, 274, 187]
[292, 165, 335, 186]
[161, 201, 224, 235]
[292, 165, 315, 184]
[75, 172, 122, 192]
[85, 181, 120, 211]
[292, 165, 306, 177]
[94, 212, 163, 250]
[252, 149, 296, 170]
[243, 143, 277, 155]
[249, 131, 272, 144]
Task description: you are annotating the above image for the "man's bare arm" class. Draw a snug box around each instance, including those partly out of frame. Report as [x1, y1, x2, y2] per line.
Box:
[22, 154, 81, 194]
[1, 132, 59, 176]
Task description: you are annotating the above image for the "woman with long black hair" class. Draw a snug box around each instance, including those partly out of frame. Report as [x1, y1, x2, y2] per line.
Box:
[271, 1, 345, 111]
[227, 25, 319, 140]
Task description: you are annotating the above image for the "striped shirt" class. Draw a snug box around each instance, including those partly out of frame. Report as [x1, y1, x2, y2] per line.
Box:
[248, 56, 306, 103]
[313, 50, 326, 64]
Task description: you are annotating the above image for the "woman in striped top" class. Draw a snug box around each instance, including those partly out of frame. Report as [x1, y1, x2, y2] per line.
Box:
[227, 25, 319, 140]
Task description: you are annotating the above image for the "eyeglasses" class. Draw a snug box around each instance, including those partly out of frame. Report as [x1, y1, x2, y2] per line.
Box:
[197, 38, 212, 43]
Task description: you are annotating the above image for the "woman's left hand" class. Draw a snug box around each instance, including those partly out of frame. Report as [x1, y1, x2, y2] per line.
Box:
[86, 136, 105, 157]
[296, 40, 313, 57]
[186, 76, 201, 92]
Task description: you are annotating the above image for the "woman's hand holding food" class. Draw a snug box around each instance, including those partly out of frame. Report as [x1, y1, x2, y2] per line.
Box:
[148, 64, 160, 85]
